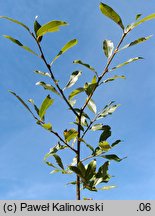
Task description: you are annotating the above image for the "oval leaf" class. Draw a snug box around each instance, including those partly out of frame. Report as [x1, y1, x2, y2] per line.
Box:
[85, 160, 96, 181]
[99, 2, 124, 30]
[111, 140, 122, 147]
[69, 166, 83, 178]
[73, 60, 96, 72]
[3, 35, 38, 56]
[0, 16, 30, 31]
[42, 122, 52, 131]
[28, 99, 39, 115]
[87, 98, 97, 114]
[101, 154, 126, 162]
[34, 70, 51, 78]
[36, 81, 60, 96]
[136, 14, 142, 21]
[97, 102, 120, 119]
[9, 91, 36, 120]
[98, 185, 116, 190]
[103, 40, 114, 58]
[96, 161, 110, 178]
[34, 19, 43, 42]
[78, 162, 86, 177]
[99, 141, 111, 152]
[64, 129, 78, 142]
[51, 39, 78, 64]
[104, 75, 126, 83]
[68, 87, 85, 100]
[37, 20, 68, 37]
[133, 13, 155, 29]
[91, 124, 104, 131]
[39, 95, 54, 120]
[119, 35, 152, 51]
[112, 57, 143, 70]
[64, 71, 82, 89]
[53, 154, 64, 169]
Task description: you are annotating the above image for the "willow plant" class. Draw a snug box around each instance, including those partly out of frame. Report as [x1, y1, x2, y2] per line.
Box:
[1, 2, 155, 200]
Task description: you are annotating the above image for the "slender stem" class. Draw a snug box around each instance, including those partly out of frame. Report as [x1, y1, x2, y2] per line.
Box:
[76, 110, 82, 200]
[81, 115, 98, 139]
[50, 130, 77, 153]
[81, 32, 127, 114]
[31, 33, 79, 118]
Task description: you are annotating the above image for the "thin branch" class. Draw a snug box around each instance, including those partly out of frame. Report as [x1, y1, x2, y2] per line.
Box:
[76, 110, 83, 200]
[81, 114, 98, 139]
[81, 32, 127, 113]
[50, 129, 77, 153]
[31, 33, 79, 118]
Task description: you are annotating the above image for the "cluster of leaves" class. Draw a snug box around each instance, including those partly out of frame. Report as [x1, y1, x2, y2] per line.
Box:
[1, 2, 155, 198]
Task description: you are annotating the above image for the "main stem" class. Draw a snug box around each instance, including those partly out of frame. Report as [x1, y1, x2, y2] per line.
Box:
[76, 110, 82, 200]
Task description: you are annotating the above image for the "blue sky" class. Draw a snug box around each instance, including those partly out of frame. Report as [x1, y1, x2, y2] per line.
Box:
[0, 0, 155, 200]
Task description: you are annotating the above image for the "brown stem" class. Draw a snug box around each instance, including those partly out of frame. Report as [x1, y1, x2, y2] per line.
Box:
[81, 32, 127, 114]
[76, 110, 83, 200]
[50, 130, 77, 153]
[31, 33, 79, 118]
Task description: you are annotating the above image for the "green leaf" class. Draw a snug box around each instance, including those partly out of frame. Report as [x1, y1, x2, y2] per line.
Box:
[87, 99, 97, 114]
[42, 122, 52, 130]
[99, 141, 111, 152]
[97, 102, 120, 119]
[91, 124, 104, 131]
[96, 161, 110, 178]
[136, 14, 142, 21]
[99, 2, 124, 30]
[68, 87, 85, 100]
[72, 122, 84, 131]
[78, 162, 86, 177]
[74, 109, 90, 120]
[45, 161, 57, 168]
[73, 60, 96, 72]
[104, 75, 126, 83]
[66, 181, 77, 185]
[69, 166, 83, 178]
[64, 129, 78, 142]
[68, 99, 76, 107]
[0, 16, 30, 31]
[64, 71, 82, 89]
[34, 18, 43, 42]
[99, 125, 111, 142]
[53, 154, 64, 169]
[36, 81, 60, 96]
[133, 13, 155, 29]
[3, 35, 38, 56]
[119, 35, 152, 51]
[44, 143, 66, 162]
[112, 57, 143, 71]
[103, 40, 114, 58]
[28, 99, 39, 115]
[84, 83, 97, 96]
[36, 20, 68, 37]
[9, 91, 36, 119]
[98, 185, 116, 190]
[51, 39, 78, 64]
[34, 19, 41, 34]
[34, 70, 51, 78]
[39, 95, 54, 120]
[111, 139, 122, 147]
[85, 160, 96, 181]
[101, 154, 126, 162]
[80, 139, 95, 154]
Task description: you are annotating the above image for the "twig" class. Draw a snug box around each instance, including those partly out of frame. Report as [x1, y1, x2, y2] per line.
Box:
[31, 33, 79, 118]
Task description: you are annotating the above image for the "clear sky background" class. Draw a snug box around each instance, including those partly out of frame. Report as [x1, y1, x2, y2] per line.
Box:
[0, 0, 155, 200]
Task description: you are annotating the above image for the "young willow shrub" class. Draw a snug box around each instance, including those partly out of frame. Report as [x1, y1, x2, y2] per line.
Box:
[1, 2, 155, 200]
